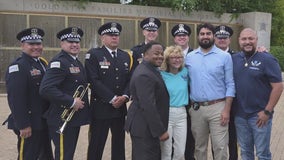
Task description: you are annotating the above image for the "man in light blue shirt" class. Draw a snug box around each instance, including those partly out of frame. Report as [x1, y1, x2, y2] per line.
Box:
[185, 23, 235, 160]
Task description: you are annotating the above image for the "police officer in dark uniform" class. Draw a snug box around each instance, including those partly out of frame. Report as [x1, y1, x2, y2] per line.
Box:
[214, 25, 238, 160]
[214, 25, 235, 54]
[131, 17, 161, 70]
[171, 23, 195, 160]
[172, 23, 193, 56]
[39, 27, 90, 160]
[5, 27, 53, 160]
[85, 22, 131, 160]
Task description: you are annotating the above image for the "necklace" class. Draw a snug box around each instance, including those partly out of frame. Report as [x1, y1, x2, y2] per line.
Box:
[244, 52, 257, 67]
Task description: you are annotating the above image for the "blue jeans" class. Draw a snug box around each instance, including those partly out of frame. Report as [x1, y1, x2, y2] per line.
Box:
[235, 115, 272, 160]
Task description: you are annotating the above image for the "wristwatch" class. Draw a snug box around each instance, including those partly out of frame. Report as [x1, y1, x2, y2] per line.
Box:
[263, 109, 273, 117]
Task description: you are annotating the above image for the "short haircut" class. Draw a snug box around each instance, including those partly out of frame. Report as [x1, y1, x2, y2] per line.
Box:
[142, 41, 164, 54]
[197, 23, 215, 35]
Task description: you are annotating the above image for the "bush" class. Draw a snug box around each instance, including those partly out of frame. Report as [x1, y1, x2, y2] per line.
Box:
[270, 46, 284, 71]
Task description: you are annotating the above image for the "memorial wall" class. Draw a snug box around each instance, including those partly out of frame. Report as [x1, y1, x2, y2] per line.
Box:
[0, 0, 272, 93]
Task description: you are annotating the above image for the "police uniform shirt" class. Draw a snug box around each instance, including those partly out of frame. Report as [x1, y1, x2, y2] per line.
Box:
[6, 52, 49, 130]
[131, 17, 161, 70]
[131, 42, 146, 70]
[39, 50, 90, 127]
[85, 46, 131, 119]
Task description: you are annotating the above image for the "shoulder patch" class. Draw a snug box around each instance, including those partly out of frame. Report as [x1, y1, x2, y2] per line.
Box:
[9, 64, 19, 73]
[50, 61, 61, 68]
[85, 53, 90, 59]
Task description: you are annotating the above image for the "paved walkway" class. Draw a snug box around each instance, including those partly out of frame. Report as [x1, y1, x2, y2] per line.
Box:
[1, 88, 284, 159]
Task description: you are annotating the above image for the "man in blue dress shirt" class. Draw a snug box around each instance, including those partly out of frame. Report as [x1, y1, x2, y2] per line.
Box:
[185, 23, 235, 160]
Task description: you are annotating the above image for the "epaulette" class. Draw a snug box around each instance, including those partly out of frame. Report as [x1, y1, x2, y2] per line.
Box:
[88, 47, 103, 53]
[14, 56, 22, 62]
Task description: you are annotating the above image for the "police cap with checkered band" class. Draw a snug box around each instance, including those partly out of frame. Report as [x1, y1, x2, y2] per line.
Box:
[16, 27, 44, 43]
[56, 27, 84, 42]
[98, 22, 122, 36]
[140, 17, 161, 31]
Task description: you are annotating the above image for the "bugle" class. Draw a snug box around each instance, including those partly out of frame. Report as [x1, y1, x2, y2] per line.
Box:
[57, 83, 90, 134]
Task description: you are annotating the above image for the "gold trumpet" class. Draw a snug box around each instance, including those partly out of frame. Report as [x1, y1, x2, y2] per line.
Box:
[57, 83, 90, 134]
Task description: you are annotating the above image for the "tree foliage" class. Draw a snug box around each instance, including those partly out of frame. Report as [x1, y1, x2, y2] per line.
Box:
[270, 0, 284, 45]
[73, 0, 276, 14]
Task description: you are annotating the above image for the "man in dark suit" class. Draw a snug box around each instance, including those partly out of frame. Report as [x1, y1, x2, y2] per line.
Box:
[85, 22, 132, 160]
[131, 17, 161, 70]
[40, 27, 90, 160]
[5, 27, 53, 160]
[125, 41, 170, 160]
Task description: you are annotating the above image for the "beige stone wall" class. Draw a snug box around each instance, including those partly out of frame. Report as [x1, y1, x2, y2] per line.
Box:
[0, 0, 271, 92]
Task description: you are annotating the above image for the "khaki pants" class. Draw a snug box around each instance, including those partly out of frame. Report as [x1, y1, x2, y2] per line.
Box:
[189, 101, 228, 160]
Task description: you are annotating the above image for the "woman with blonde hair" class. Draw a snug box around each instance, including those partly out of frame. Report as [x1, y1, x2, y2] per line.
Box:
[160, 45, 190, 160]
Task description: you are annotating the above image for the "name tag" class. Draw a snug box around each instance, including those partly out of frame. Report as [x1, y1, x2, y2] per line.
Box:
[101, 65, 109, 69]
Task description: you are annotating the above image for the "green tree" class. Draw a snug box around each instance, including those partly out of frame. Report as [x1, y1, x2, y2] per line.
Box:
[271, 0, 284, 45]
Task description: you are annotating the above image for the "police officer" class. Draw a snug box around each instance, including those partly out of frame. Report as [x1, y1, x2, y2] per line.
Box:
[214, 25, 235, 54]
[39, 27, 90, 160]
[85, 22, 132, 160]
[5, 27, 53, 160]
[214, 25, 238, 160]
[131, 17, 161, 70]
[171, 23, 193, 57]
[171, 23, 195, 160]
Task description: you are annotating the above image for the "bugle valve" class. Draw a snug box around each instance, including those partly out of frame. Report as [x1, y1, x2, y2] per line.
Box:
[57, 83, 90, 134]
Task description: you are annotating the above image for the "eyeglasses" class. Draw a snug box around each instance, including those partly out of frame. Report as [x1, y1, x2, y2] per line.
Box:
[169, 56, 183, 60]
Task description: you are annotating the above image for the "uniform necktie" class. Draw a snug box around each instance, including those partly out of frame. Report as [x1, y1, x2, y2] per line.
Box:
[111, 51, 117, 58]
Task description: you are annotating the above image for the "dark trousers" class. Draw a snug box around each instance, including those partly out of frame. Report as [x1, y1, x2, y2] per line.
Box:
[14, 129, 53, 160]
[87, 117, 125, 160]
[131, 135, 161, 160]
[49, 126, 80, 160]
[185, 114, 195, 160]
[228, 115, 238, 160]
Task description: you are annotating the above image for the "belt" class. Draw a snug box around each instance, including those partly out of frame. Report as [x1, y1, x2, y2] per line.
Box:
[191, 98, 226, 106]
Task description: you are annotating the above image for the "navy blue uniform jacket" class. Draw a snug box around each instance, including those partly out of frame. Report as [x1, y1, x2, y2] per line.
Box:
[131, 42, 146, 71]
[85, 46, 131, 119]
[5, 53, 49, 130]
[39, 50, 90, 127]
